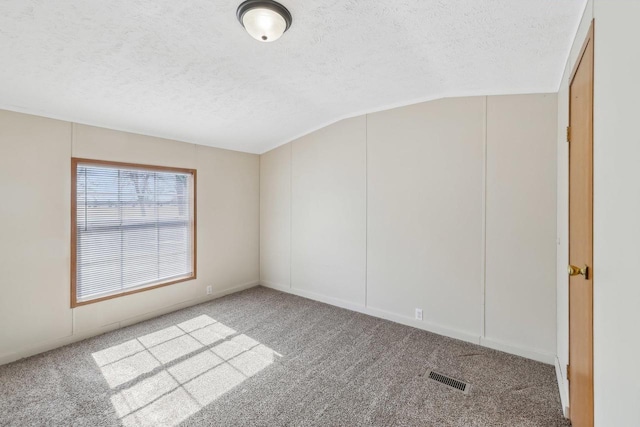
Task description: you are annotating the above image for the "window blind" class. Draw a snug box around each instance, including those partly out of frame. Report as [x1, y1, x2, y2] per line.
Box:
[74, 161, 195, 304]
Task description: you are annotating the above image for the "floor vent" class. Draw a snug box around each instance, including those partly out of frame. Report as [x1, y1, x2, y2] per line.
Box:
[426, 370, 471, 394]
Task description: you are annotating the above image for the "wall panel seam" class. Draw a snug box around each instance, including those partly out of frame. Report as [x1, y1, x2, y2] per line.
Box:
[365, 114, 368, 308]
[482, 96, 488, 339]
[289, 141, 293, 289]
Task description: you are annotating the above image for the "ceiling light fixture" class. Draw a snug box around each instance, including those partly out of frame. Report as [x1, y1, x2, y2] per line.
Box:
[236, 0, 292, 43]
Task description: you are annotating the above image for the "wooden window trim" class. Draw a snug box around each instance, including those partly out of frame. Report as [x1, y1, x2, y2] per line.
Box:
[70, 158, 197, 308]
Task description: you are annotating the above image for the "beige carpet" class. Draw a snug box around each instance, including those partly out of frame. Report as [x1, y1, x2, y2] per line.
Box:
[0, 286, 569, 426]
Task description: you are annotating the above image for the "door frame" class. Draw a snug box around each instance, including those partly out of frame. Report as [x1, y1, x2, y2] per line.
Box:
[567, 19, 595, 426]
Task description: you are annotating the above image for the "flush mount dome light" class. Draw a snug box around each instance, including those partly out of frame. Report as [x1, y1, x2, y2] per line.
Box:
[236, 0, 292, 42]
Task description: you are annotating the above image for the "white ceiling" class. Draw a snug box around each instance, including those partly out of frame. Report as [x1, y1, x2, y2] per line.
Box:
[0, 0, 587, 154]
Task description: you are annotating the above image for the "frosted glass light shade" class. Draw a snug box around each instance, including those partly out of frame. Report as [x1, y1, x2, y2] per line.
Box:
[243, 8, 287, 42]
[237, 0, 292, 43]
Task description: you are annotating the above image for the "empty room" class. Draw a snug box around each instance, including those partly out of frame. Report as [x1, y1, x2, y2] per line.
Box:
[0, 1, 638, 426]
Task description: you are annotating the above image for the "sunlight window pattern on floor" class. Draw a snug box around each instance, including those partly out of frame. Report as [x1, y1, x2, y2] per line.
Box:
[91, 314, 282, 427]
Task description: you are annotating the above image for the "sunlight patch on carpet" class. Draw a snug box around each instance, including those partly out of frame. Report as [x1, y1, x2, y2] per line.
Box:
[91, 315, 282, 427]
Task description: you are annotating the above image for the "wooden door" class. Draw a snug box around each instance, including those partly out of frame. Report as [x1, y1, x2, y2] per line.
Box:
[568, 21, 594, 427]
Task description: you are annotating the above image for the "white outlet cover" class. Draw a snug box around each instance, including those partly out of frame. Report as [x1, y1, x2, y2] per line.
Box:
[415, 308, 423, 321]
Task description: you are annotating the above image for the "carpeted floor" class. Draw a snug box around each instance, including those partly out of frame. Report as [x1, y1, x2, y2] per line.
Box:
[0, 286, 569, 427]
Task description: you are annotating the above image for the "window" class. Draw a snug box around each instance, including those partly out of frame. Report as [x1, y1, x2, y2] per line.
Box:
[71, 159, 196, 307]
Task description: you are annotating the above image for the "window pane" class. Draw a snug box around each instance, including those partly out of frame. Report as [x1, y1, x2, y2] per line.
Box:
[75, 162, 194, 303]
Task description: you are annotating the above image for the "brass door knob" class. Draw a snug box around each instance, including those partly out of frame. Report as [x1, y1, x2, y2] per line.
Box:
[568, 264, 589, 279]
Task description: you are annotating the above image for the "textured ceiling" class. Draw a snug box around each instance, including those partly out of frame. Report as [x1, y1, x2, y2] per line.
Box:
[0, 0, 587, 153]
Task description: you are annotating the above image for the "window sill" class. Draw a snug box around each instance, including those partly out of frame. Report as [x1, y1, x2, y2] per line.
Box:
[71, 274, 196, 308]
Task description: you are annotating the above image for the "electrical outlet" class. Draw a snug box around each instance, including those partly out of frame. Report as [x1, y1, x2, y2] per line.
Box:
[415, 308, 423, 321]
[206, 285, 213, 295]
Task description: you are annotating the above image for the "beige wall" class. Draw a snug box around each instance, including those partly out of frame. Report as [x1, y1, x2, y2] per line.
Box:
[261, 94, 558, 363]
[260, 144, 291, 289]
[484, 95, 557, 357]
[291, 116, 367, 306]
[0, 112, 72, 357]
[591, 1, 640, 424]
[0, 110, 260, 365]
[367, 98, 484, 340]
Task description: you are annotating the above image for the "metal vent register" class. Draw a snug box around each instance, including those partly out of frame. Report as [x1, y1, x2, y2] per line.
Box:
[425, 370, 471, 394]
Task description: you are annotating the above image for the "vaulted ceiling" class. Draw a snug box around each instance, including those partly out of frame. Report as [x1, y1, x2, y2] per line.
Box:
[0, 0, 586, 153]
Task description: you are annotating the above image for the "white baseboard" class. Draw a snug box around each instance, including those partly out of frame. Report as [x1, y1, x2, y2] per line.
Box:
[260, 281, 559, 356]
[261, 281, 368, 315]
[0, 281, 259, 367]
[0, 324, 120, 366]
[555, 356, 570, 418]
[266, 282, 479, 344]
[2, 280, 557, 371]
[118, 281, 259, 328]
[479, 337, 556, 365]
[365, 305, 480, 345]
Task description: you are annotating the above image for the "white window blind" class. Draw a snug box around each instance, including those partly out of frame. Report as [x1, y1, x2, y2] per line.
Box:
[74, 161, 195, 304]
